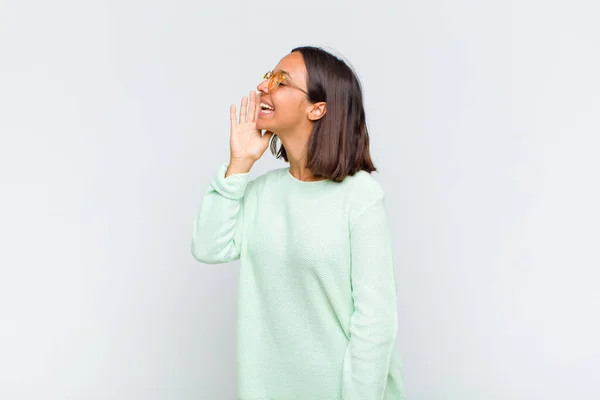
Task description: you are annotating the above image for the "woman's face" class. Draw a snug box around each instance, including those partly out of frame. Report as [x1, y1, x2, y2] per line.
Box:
[255, 52, 311, 133]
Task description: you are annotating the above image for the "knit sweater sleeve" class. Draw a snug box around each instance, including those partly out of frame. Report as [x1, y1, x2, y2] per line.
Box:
[191, 162, 251, 264]
[342, 195, 399, 400]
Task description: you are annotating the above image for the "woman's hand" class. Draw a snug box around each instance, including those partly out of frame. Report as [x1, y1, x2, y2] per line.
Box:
[229, 91, 274, 164]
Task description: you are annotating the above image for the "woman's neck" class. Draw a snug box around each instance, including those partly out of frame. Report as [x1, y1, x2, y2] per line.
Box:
[279, 138, 324, 182]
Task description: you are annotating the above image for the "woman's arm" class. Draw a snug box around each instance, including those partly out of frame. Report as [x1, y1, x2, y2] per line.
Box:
[342, 195, 399, 400]
[190, 161, 253, 264]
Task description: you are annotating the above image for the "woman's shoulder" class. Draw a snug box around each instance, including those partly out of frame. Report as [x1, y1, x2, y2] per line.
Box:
[343, 170, 387, 221]
[344, 169, 385, 198]
[254, 166, 288, 184]
[243, 166, 287, 195]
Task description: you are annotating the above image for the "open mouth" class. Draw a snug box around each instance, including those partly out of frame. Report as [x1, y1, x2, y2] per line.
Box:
[260, 103, 275, 114]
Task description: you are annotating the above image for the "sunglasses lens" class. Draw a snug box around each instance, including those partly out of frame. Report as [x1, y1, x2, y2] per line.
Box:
[272, 72, 285, 91]
[262, 71, 273, 91]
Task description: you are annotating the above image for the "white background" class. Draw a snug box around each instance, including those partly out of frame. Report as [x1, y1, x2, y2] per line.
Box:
[1, 0, 598, 399]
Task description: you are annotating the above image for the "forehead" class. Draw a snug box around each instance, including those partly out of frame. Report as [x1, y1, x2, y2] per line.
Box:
[273, 52, 306, 81]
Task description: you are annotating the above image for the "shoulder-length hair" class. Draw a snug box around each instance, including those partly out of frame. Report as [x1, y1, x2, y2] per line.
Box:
[269, 46, 377, 182]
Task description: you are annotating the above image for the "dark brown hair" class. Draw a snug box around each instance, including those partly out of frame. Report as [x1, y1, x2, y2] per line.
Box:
[269, 46, 377, 182]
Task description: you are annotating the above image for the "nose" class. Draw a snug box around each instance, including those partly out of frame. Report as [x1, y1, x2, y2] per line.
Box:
[257, 79, 269, 94]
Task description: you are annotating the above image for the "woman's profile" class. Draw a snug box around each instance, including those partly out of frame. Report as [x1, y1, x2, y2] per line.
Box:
[191, 45, 405, 400]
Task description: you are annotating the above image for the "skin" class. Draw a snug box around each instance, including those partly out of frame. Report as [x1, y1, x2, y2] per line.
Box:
[227, 52, 327, 181]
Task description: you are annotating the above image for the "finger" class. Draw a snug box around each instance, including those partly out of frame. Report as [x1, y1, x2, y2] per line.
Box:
[252, 91, 261, 122]
[248, 90, 256, 122]
[239, 96, 248, 124]
[230, 104, 237, 129]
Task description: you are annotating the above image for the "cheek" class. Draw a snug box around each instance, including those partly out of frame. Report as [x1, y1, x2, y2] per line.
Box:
[272, 96, 304, 119]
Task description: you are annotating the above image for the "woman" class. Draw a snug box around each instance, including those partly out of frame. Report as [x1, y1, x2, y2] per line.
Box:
[191, 46, 405, 400]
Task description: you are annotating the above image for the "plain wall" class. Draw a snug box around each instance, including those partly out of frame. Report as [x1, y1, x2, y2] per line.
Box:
[1, 0, 598, 398]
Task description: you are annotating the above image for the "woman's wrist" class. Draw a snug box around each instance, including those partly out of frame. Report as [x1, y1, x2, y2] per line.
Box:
[226, 158, 254, 177]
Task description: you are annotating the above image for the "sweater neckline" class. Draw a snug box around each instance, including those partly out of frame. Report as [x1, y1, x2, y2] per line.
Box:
[285, 167, 332, 185]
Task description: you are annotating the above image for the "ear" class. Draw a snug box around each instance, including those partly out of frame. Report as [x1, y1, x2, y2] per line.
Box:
[307, 102, 327, 121]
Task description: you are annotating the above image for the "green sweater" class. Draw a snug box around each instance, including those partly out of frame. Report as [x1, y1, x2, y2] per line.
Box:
[191, 162, 405, 400]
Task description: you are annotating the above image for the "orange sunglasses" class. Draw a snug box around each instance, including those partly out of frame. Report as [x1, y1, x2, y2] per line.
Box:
[262, 70, 309, 95]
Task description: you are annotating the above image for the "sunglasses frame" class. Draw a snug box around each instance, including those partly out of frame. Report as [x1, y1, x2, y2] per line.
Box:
[263, 70, 309, 95]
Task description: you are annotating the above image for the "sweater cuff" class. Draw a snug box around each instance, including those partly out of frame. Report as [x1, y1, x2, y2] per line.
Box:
[210, 162, 251, 200]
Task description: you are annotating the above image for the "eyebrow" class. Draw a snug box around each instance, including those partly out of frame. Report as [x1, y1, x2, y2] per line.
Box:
[275, 69, 292, 79]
